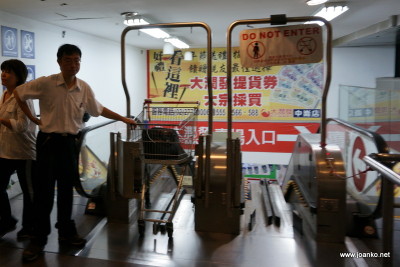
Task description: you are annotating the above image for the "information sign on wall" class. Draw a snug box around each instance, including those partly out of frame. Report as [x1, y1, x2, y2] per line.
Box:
[21, 30, 35, 59]
[1, 26, 18, 57]
[26, 65, 35, 82]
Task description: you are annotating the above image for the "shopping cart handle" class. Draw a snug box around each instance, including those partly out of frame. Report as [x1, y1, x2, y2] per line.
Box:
[136, 122, 181, 127]
[144, 99, 200, 105]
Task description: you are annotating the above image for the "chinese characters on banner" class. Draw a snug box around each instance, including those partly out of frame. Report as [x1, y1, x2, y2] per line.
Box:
[147, 47, 323, 152]
[197, 121, 320, 153]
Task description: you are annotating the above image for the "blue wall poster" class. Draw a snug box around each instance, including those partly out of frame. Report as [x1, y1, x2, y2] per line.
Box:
[21, 30, 35, 59]
[26, 65, 35, 82]
[1, 26, 18, 57]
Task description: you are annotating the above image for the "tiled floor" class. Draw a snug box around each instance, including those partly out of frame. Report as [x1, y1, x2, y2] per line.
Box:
[1, 180, 392, 267]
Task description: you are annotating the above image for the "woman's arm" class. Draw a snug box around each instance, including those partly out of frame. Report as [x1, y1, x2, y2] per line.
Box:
[0, 118, 12, 129]
[13, 90, 41, 125]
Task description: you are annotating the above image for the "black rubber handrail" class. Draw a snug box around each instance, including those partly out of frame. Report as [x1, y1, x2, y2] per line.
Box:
[363, 153, 400, 266]
[74, 119, 117, 198]
[324, 118, 390, 219]
[325, 118, 390, 154]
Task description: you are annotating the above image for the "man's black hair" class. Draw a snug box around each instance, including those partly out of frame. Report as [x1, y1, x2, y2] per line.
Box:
[1, 59, 28, 86]
[57, 44, 82, 61]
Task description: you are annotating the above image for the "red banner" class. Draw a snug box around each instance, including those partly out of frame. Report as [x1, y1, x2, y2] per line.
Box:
[197, 121, 320, 152]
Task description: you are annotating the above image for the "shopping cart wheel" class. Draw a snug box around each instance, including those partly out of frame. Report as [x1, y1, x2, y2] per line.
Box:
[138, 220, 145, 236]
[159, 223, 166, 234]
[153, 222, 159, 235]
[166, 222, 173, 238]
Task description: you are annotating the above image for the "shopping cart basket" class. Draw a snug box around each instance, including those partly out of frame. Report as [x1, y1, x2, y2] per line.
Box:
[132, 99, 199, 237]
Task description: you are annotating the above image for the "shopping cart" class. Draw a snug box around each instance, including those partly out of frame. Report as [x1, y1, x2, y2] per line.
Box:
[132, 99, 199, 237]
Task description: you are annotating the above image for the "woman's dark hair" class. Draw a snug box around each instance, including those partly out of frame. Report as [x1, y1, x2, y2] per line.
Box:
[57, 44, 82, 61]
[0, 59, 28, 86]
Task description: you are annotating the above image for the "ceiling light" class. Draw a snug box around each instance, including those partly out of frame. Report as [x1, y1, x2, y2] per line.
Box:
[163, 42, 174, 55]
[312, 4, 349, 25]
[140, 28, 170, 39]
[165, 37, 189, 49]
[121, 12, 189, 50]
[306, 0, 328, 5]
[122, 12, 170, 39]
[184, 51, 193, 61]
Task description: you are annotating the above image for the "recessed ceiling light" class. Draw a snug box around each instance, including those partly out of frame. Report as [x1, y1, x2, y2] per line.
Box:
[306, 0, 329, 5]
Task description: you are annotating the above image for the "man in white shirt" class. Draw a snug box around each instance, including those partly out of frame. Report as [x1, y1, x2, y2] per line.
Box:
[14, 44, 137, 262]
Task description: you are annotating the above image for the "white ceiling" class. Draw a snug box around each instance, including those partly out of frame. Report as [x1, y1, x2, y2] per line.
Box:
[0, 0, 399, 49]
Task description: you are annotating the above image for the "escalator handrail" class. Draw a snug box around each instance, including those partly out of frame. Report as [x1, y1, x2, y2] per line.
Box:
[324, 118, 391, 219]
[324, 118, 390, 154]
[364, 153, 399, 261]
[364, 154, 400, 186]
[74, 119, 117, 198]
[76, 119, 117, 150]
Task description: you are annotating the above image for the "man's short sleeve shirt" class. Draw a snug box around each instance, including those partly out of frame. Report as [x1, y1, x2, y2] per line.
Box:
[16, 73, 104, 134]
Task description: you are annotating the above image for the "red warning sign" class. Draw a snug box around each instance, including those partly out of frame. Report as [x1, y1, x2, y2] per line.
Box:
[239, 24, 323, 67]
[351, 136, 367, 192]
[297, 37, 318, 55]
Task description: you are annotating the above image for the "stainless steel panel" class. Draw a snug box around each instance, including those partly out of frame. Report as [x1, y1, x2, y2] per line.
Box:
[117, 139, 144, 199]
[194, 134, 243, 234]
[284, 133, 347, 243]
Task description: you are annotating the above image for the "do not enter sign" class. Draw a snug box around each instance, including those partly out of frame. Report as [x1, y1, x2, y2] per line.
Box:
[239, 24, 323, 68]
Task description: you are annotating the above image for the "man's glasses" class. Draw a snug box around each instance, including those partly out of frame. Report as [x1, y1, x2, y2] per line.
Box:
[63, 58, 81, 65]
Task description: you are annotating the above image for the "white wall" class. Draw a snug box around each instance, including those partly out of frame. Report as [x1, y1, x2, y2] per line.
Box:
[328, 46, 395, 118]
[0, 10, 147, 125]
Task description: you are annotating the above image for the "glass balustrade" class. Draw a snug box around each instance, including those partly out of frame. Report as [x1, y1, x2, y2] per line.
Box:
[77, 120, 128, 197]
